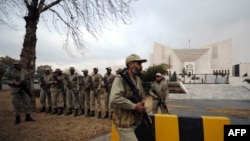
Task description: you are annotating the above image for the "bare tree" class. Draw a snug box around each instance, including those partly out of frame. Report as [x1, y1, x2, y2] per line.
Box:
[0, 0, 136, 110]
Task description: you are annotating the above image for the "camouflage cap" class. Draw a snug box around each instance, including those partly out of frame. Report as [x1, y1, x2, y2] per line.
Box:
[13, 60, 20, 64]
[55, 68, 61, 72]
[93, 67, 98, 70]
[125, 54, 147, 64]
[45, 67, 50, 71]
[69, 67, 75, 70]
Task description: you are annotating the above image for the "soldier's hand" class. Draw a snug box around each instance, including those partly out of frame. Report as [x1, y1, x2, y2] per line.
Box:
[13, 79, 20, 86]
[153, 95, 158, 99]
[135, 101, 144, 113]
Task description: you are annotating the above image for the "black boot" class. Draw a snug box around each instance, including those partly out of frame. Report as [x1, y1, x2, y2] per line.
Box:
[97, 111, 101, 119]
[90, 110, 95, 117]
[85, 109, 90, 117]
[57, 107, 64, 115]
[39, 106, 46, 112]
[15, 116, 21, 125]
[51, 108, 58, 115]
[74, 109, 78, 117]
[25, 114, 35, 122]
[102, 111, 109, 119]
[109, 112, 113, 120]
[65, 108, 72, 116]
[47, 107, 52, 113]
[79, 109, 85, 115]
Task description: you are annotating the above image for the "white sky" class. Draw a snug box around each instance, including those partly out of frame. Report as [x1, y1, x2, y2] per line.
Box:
[1, 0, 250, 75]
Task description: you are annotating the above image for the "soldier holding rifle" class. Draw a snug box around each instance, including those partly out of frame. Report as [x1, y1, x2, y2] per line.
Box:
[39, 67, 52, 113]
[110, 54, 153, 141]
[149, 73, 169, 114]
[1, 61, 35, 125]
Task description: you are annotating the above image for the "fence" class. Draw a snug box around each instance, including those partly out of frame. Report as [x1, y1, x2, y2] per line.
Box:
[179, 74, 229, 84]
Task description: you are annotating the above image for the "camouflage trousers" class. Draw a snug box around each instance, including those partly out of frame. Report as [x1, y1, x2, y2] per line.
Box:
[11, 92, 31, 116]
[51, 89, 64, 108]
[104, 91, 111, 112]
[40, 89, 52, 108]
[116, 126, 138, 141]
[79, 90, 90, 110]
[66, 89, 79, 109]
[90, 89, 101, 111]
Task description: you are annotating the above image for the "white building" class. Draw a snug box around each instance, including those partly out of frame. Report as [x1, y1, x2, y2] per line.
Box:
[150, 39, 232, 75]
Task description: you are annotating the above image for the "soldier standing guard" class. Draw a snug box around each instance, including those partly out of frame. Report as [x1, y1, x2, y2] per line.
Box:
[65, 67, 79, 116]
[102, 67, 115, 119]
[78, 69, 92, 117]
[49, 68, 65, 115]
[149, 73, 169, 114]
[90, 67, 102, 118]
[39, 67, 52, 113]
[1, 61, 35, 125]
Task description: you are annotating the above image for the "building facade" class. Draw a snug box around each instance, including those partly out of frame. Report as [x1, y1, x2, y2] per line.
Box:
[150, 39, 232, 76]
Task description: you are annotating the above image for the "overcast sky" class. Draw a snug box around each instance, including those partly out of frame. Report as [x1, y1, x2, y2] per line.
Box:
[1, 0, 250, 75]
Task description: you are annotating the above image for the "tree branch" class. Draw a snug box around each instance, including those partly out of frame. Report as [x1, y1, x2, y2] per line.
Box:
[40, 0, 64, 13]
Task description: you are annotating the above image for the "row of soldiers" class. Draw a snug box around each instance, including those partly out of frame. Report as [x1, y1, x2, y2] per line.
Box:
[39, 66, 117, 119]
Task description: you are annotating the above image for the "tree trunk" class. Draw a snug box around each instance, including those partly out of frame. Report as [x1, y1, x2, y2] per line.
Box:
[20, 8, 40, 111]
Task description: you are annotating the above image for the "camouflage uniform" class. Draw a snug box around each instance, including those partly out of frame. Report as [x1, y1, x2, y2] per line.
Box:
[109, 54, 147, 141]
[65, 67, 79, 116]
[78, 69, 91, 116]
[90, 67, 102, 118]
[102, 67, 115, 119]
[1, 61, 35, 124]
[149, 73, 169, 114]
[39, 68, 52, 113]
[49, 69, 64, 115]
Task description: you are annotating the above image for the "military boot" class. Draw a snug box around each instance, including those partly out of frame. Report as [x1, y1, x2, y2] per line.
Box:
[65, 108, 72, 116]
[47, 107, 52, 113]
[25, 114, 35, 122]
[85, 109, 90, 117]
[79, 109, 85, 115]
[97, 111, 101, 119]
[57, 107, 64, 115]
[102, 111, 109, 119]
[90, 110, 95, 117]
[51, 108, 58, 115]
[74, 109, 78, 117]
[15, 116, 21, 125]
[39, 106, 46, 113]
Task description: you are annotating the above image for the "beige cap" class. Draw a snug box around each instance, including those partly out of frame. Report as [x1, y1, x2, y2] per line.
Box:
[82, 69, 88, 72]
[156, 73, 162, 77]
[106, 67, 112, 70]
[125, 54, 147, 64]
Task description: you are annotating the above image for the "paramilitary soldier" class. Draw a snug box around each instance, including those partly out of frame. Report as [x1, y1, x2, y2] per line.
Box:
[65, 67, 80, 116]
[78, 69, 92, 117]
[90, 67, 102, 118]
[149, 73, 169, 114]
[49, 68, 65, 115]
[102, 67, 115, 119]
[1, 61, 35, 125]
[109, 54, 147, 141]
[39, 67, 52, 113]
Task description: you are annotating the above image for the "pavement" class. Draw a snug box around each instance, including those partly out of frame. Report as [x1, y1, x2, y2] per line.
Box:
[91, 84, 250, 141]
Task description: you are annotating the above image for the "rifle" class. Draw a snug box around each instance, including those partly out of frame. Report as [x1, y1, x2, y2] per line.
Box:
[17, 80, 31, 97]
[119, 68, 155, 141]
[40, 76, 51, 98]
[151, 89, 169, 113]
[65, 75, 78, 94]
[53, 75, 64, 92]
[90, 77, 97, 96]
[103, 76, 109, 93]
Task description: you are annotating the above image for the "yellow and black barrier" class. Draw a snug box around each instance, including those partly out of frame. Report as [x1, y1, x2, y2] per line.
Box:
[110, 114, 230, 141]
